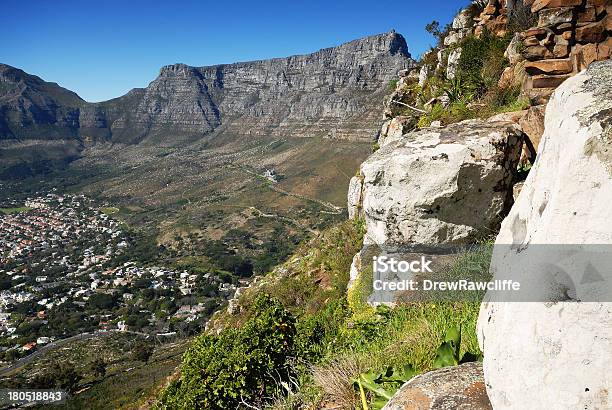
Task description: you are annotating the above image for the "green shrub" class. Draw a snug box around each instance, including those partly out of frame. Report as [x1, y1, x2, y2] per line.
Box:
[158, 294, 296, 409]
[457, 30, 512, 96]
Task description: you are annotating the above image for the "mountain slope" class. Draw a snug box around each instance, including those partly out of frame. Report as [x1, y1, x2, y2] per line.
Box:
[0, 64, 85, 140]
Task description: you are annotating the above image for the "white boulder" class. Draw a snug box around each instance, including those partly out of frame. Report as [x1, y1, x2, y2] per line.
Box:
[478, 61, 612, 409]
[358, 120, 523, 245]
[447, 48, 463, 80]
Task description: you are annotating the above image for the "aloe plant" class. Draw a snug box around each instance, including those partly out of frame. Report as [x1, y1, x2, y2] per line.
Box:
[433, 325, 481, 369]
[354, 325, 481, 410]
[353, 365, 417, 410]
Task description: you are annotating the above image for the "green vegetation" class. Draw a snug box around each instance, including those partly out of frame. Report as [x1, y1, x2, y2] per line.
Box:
[0, 206, 31, 215]
[100, 206, 119, 215]
[416, 29, 526, 128]
[157, 221, 487, 409]
[2, 333, 191, 410]
[398, 16, 535, 132]
[159, 295, 296, 409]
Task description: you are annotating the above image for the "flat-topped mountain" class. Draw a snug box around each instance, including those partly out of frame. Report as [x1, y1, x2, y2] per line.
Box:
[1, 31, 413, 148]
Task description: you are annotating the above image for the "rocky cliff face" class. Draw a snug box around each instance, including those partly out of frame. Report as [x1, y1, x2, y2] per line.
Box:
[0, 31, 413, 149]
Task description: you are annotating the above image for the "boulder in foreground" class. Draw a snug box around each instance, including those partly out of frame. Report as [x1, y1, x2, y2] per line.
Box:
[478, 60, 612, 410]
[383, 362, 491, 410]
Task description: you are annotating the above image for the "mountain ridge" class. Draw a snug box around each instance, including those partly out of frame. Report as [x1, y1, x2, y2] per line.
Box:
[0, 31, 413, 150]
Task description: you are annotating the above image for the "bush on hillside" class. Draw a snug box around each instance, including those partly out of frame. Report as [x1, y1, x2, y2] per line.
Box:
[457, 30, 512, 95]
[158, 294, 296, 409]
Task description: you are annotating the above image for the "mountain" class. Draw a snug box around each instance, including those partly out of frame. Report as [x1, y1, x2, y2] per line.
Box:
[1, 31, 412, 149]
[0, 31, 413, 264]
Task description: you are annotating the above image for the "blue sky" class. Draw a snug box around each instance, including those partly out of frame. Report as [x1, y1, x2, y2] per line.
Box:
[1, 0, 468, 102]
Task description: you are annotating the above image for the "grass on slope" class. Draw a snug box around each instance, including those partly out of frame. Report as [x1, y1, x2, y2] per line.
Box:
[158, 220, 489, 409]
[0, 206, 31, 214]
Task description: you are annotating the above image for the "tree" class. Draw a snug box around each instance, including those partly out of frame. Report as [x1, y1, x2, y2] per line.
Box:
[425, 20, 452, 45]
[31, 362, 82, 393]
[132, 340, 154, 363]
[89, 358, 107, 379]
[425, 20, 442, 39]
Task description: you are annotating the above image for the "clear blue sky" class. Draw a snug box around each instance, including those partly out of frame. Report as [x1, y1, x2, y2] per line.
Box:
[1, 0, 468, 102]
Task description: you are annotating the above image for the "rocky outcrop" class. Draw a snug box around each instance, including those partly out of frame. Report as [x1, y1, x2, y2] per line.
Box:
[353, 120, 523, 245]
[477, 60, 612, 409]
[517, 0, 610, 103]
[474, 0, 511, 38]
[383, 362, 492, 410]
[0, 31, 413, 147]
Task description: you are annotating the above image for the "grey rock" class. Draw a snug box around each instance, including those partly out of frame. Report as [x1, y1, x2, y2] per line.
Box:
[347, 175, 364, 219]
[538, 7, 574, 27]
[504, 33, 524, 66]
[447, 48, 463, 80]
[358, 120, 523, 245]
[444, 29, 470, 46]
[453, 8, 474, 29]
[383, 362, 492, 410]
[419, 65, 430, 87]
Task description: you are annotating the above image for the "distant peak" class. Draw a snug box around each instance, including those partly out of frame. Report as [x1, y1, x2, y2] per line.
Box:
[159, 63, 197, 77]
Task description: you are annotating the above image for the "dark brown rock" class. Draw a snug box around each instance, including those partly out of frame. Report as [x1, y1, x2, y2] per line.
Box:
[382, 362, 492, 410]
[525, 86, 556, 104]
[577, 7, 598, 23]
[586, 0, 607, 6]
[522, 45, 554, 60]
[519, 104, 546, 151]
[530, 73, 572, 88]
[553, 42, 570, 58]
[572, 40, 612, 72]
[575, 21, 606, 43]
[525, 58, 573, 74]
[523, 27, 548, 38]
[539, 29, 556, 45]
[483, 4, 498, 14]
[524, 36, 540, 46]
[554, 22, 574, 34]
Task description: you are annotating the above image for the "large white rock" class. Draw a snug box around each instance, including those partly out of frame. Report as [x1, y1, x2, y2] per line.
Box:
[453, 8, 473, 29]
[447, 48, 462, 80]
[478, 61, 612, 409]
[358, 120, 523, 245]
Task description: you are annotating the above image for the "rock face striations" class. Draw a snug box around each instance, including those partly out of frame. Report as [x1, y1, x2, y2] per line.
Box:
[0, 31, 413, 150]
